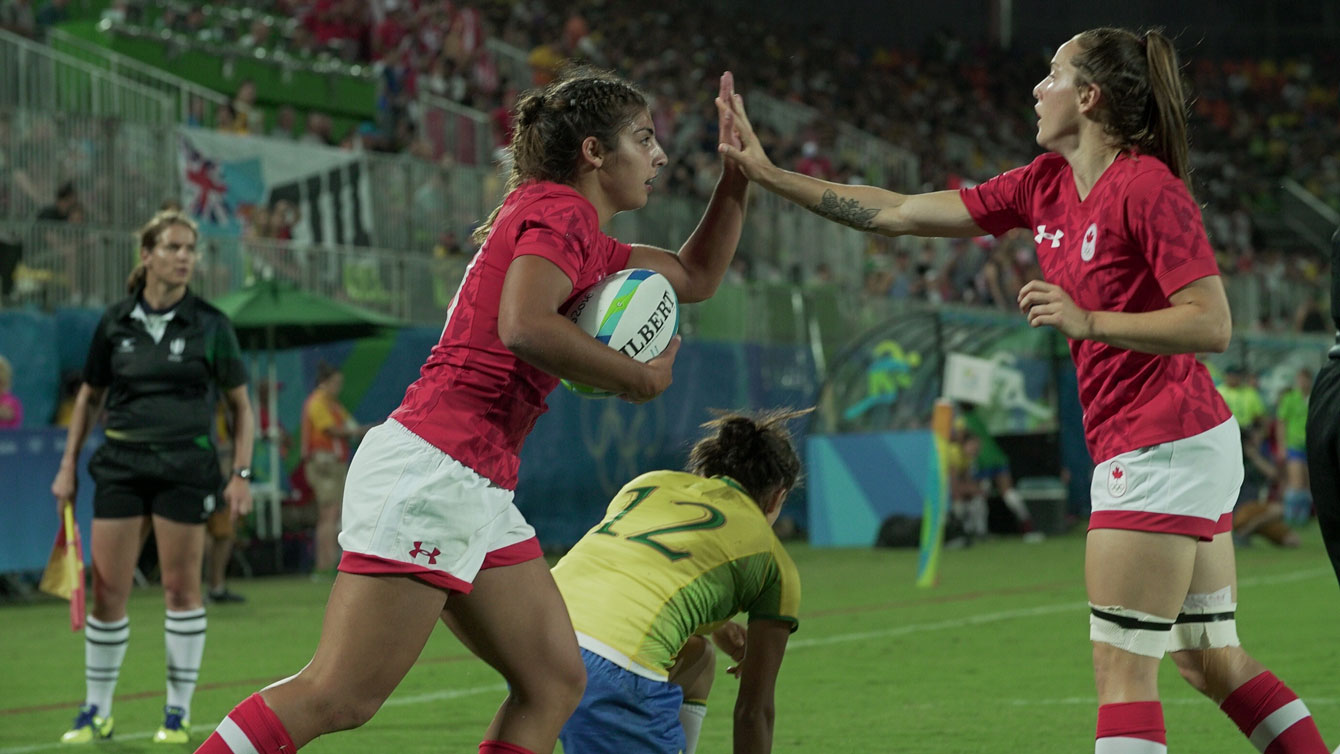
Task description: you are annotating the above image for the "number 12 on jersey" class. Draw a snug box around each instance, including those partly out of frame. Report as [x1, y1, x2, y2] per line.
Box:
[595, 486, 727, 561]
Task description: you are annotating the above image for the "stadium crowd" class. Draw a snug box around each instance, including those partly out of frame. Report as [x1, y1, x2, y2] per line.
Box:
[0, 0, 1335, 330]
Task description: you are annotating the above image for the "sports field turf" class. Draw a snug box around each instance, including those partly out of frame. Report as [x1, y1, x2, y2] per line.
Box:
[2, 527, 1337, 753]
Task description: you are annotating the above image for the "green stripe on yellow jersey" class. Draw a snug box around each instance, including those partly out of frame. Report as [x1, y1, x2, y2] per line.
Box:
[552, 470, 801, 678]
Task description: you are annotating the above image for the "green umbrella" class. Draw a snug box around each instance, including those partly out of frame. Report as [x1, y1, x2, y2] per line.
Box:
[211, 278, 403, 350]
[210, 280, 404, 546]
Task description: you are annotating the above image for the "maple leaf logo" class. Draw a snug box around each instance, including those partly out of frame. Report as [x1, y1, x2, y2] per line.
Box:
[1112, 467, 1123, 480]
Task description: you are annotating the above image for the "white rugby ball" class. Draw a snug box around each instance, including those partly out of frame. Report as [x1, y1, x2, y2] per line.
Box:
[561, 268, 679, 397]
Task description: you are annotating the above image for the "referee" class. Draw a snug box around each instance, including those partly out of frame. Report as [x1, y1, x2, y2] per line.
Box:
[1308, 225, 1340, 589]
[51, 210, 254, 745]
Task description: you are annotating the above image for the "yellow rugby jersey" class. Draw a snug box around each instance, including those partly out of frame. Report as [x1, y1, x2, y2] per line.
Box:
[552, 470, 801, 679]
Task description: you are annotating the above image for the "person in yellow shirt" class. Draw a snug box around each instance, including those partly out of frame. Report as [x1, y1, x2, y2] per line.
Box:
[550, 408, 808, 754]
[300, 362, 368, 572]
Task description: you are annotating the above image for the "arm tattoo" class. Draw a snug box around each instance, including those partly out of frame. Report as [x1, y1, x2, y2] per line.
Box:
[807, 189, 880, 231]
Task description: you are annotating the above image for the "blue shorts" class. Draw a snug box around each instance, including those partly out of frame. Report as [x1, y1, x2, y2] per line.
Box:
[1287, 447, 1307, 462]
[559, 649, 685, 754]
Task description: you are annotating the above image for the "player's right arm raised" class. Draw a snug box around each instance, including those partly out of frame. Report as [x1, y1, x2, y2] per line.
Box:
[716, 92, 986, 239]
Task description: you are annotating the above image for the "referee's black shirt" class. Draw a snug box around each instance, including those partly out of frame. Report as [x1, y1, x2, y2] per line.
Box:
[83, 289, 247, 446]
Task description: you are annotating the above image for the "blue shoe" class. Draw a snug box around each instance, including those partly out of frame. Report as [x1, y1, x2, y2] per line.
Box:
[152, 705, 190, 744]
[59, 704, 114, 743]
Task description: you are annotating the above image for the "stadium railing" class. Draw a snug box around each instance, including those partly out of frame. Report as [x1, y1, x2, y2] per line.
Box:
[0, 28, 174, 124]
[47, 27, 231, 127]
[416, 94, 496, 168]
[0, 111, 179, 230]
[1280, 177, 1340, 255]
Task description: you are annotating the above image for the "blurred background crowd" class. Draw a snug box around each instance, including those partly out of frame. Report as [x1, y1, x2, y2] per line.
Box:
[0, 0, 1335, 333]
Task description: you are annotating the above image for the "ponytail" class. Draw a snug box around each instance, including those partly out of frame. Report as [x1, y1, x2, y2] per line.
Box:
[126, 263, 147, 294]
[1141, 32, 1191, 193]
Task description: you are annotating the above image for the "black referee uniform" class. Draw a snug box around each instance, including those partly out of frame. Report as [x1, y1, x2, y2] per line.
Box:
[84, 290, 248, 523]
[1307, 227, 1340, 588]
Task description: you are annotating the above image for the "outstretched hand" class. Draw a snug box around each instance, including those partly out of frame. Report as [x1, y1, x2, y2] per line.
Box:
[715, 73, 775, 182]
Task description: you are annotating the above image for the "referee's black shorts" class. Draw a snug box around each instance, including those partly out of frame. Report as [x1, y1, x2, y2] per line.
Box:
[89, 440, 223, 525]
[1307, 357, 1340, 589]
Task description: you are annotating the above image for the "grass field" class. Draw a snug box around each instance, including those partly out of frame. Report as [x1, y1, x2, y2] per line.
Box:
[2, 528, 1338, 753]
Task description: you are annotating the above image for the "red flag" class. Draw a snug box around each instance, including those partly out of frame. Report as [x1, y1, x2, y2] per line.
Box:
[38, 501, 86, 631]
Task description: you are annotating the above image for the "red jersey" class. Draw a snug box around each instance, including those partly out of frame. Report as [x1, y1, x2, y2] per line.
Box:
[390, 181, 632, 488]
[960, 152, 1231, 463]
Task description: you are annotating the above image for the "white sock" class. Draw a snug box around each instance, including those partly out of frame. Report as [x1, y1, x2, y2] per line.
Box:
[84, 616, 130, 716]
[680, 701, 707, 754]
[1002, 488, 1032, 522]
[164, 608, 207, 715]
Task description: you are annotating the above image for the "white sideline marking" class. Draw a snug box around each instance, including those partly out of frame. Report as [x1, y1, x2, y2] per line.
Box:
[791, 567, 1332, 650]
[0, 684, 508, 754]
[2, 568, 1329, 753]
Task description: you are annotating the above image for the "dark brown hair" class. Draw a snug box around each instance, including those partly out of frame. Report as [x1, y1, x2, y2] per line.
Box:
[126, 209, 199, 294]
[472, 67, 648, 244]
[686, 408, 813, 506]
[1072, 28, 1193, 194]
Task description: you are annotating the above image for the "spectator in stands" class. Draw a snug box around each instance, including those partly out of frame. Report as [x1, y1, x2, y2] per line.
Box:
[270, 105, 298, 140]
[34, 0, 67, 34]
[231, 79, 264, 135]
[51, 210, 253, 745]
[0, 0, 36, 38]
[298, 111, 332, 146]
[36, 181, 76, 222]
[214, 103, 242, 134]
[299, 361, 367, 573]
[553, 409, 806, 754]
[0, 353, 20, 428]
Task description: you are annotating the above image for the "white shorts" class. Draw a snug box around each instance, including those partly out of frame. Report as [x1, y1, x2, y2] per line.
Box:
[1088, 417, 1242, 541]
[337, 419, 541, 593]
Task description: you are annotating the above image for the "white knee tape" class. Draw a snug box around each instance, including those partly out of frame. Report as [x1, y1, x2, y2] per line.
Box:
[1169, 587, 1241, 651]
[1089, 603, 1175, 658]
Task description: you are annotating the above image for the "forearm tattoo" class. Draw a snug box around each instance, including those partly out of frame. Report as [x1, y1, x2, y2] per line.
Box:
[808, 190, 880, 231]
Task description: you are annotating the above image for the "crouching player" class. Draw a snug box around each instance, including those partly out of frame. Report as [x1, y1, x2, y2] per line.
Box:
[550, 409, 808, 754]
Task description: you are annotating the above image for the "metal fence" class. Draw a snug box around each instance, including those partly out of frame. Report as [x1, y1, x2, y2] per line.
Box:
[0, 28, 175, 125]
[46, 28, 232, 128]
[0, 110, 178, 229]
[416, 95, 496, 168]
[0, 220, 433, 322]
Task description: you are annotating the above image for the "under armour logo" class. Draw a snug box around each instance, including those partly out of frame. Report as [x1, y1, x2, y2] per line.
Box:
[1034, 225, 1064, 248]
[408, 542, 440, 565]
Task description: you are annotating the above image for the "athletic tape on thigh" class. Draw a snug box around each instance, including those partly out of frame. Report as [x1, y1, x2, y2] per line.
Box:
[1169, 586, 1240, 651]
[1089, 603, 1175, 658]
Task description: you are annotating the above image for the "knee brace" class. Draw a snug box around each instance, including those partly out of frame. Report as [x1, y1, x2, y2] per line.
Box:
[1168, 587, 1240, 652]
[1089, 603, 1175, 658]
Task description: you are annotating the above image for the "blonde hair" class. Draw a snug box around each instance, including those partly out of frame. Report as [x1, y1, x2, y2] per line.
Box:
[127, 210, 200, 294]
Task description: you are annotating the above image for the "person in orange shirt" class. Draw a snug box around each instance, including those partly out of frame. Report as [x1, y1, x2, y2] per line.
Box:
[300, 362, 368, 572]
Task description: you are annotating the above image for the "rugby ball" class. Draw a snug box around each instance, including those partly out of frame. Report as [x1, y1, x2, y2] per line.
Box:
[561, 268, 679, 397]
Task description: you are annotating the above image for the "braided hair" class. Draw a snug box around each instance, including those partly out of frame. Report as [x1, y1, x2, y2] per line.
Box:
[686, 408, 814, 506]
[473, 66, 648, 244]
